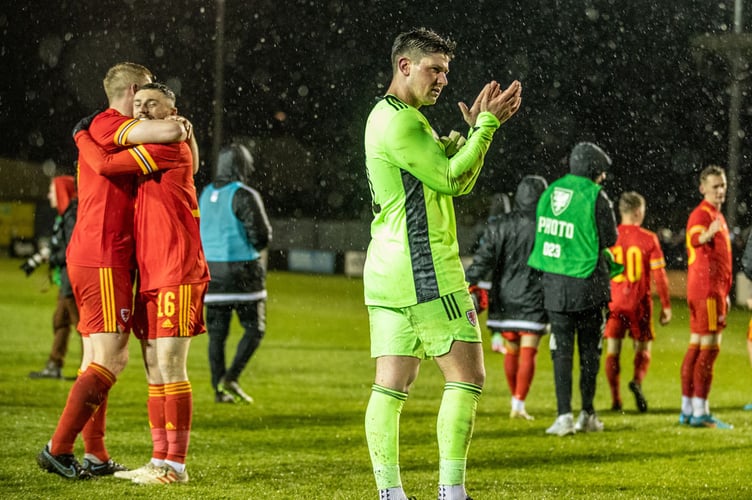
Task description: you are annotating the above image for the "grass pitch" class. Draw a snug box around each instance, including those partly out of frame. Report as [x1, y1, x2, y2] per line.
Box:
[2, 257, 752, 499]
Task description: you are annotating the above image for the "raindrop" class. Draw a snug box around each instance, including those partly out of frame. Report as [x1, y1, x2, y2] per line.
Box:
[42, 159, 56, 177]
[38, 35, 62, 68]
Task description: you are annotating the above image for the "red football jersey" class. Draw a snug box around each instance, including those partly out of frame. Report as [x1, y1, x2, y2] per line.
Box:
[133, 143, 209, 291]
[609, 224, 670, 313]
[74, 132, 208, 291]
[686, 200, 732, 300]
[67, 108, 140, 268]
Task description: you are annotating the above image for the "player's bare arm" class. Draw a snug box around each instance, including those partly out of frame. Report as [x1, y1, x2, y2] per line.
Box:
[188, 133, 200, 174]
[163, 115, 198, 173]
[165, 115, 194, 141]
[127, 119, 187, 144]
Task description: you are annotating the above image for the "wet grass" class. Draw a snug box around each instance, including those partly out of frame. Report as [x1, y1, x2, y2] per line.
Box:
[2, 257, 752, 499]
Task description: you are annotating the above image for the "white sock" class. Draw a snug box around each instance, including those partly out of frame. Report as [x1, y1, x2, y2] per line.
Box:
[681, 396, 692, 415]
[165, 459, 185, 474]
[438, 484, 467, 500]
[150, 458, 165, 467]
[379, 486, 408, 500]
[691, 397, 707, 417]
[511, 397, 524, 412]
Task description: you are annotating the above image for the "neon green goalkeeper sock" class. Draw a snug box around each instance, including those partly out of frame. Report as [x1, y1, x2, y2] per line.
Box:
[437, 381, 482, 486]
[365, 384, 408, 490]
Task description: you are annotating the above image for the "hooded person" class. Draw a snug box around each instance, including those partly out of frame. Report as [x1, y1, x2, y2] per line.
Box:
[198, 143, 272, 403]
[26, 175, 82, 379]
[568, 141, 612, 180]
[528, 142, 618, 436]
[465, 174, 549, 420]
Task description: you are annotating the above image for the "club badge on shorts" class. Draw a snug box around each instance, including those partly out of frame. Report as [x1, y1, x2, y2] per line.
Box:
[466, 309, 478, 327]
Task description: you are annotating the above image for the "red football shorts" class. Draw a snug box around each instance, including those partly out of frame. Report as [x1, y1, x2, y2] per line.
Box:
[604, 306, 655, 342]
[688, 296, 727, 334]
[67, 264, 134, 336]
[134, 282, 207, 340]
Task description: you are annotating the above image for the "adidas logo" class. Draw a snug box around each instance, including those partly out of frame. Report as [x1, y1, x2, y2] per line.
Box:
[161, 318, 174, 329]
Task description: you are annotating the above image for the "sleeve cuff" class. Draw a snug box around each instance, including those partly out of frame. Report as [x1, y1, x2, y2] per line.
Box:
[475, 111, 501, 129]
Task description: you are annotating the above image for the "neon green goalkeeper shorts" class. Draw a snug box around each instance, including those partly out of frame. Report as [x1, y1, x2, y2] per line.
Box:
[368, 289, 482, 359]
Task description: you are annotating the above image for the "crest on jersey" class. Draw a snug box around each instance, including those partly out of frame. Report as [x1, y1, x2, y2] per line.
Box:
[551, 187, 573, 216]
[466, 309, 478, 327]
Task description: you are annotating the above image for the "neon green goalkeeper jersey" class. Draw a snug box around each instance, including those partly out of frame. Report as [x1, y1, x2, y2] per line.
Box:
[363, 94, 500, 307]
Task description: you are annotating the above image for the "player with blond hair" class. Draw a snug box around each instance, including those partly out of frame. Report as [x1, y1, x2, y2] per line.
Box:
[679, 165, 733, 429]
[604, 191, 671, 413]
[74, 82, 207, 484]
[37, 63, 189, 480]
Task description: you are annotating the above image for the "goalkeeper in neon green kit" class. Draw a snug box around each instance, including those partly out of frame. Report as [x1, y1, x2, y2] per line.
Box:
[363, 27, 522, 500]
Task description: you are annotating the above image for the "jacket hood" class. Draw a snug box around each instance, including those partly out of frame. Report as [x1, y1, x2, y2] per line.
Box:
[569, 142, 611, 179]
[53, 175, 76, 215]
[514, 174, 548, 213]
[215, 143, 254, 185]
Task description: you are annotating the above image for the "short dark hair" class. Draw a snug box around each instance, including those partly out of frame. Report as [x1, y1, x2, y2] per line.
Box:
[390, 28, 456, 69]
[139, 82, 176, 104]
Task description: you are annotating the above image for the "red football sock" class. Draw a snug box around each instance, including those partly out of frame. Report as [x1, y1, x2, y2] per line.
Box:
[164, 381, 193, 464]
[50, 363, 115, 456]
[633, 350, 651, 385]
[693, 346, 720, 399]
[514, 346, 538, 401]
[680, 344, 700, 398]
[605, 353, 621, 404]
[82, 395, 109, 462]
[504, 348, 519, 396]
[148, 384, 168, 460]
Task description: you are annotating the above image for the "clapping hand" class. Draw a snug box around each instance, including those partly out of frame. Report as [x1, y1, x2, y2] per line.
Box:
[458, 80, 522, 127]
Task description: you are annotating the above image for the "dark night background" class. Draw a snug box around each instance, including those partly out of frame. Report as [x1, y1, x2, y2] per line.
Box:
[2, 0, 751, 249]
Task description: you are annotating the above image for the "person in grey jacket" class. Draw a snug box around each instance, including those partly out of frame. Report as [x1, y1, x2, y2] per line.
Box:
[466, 175, 548, 420]
[198, 144, 272, 403]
